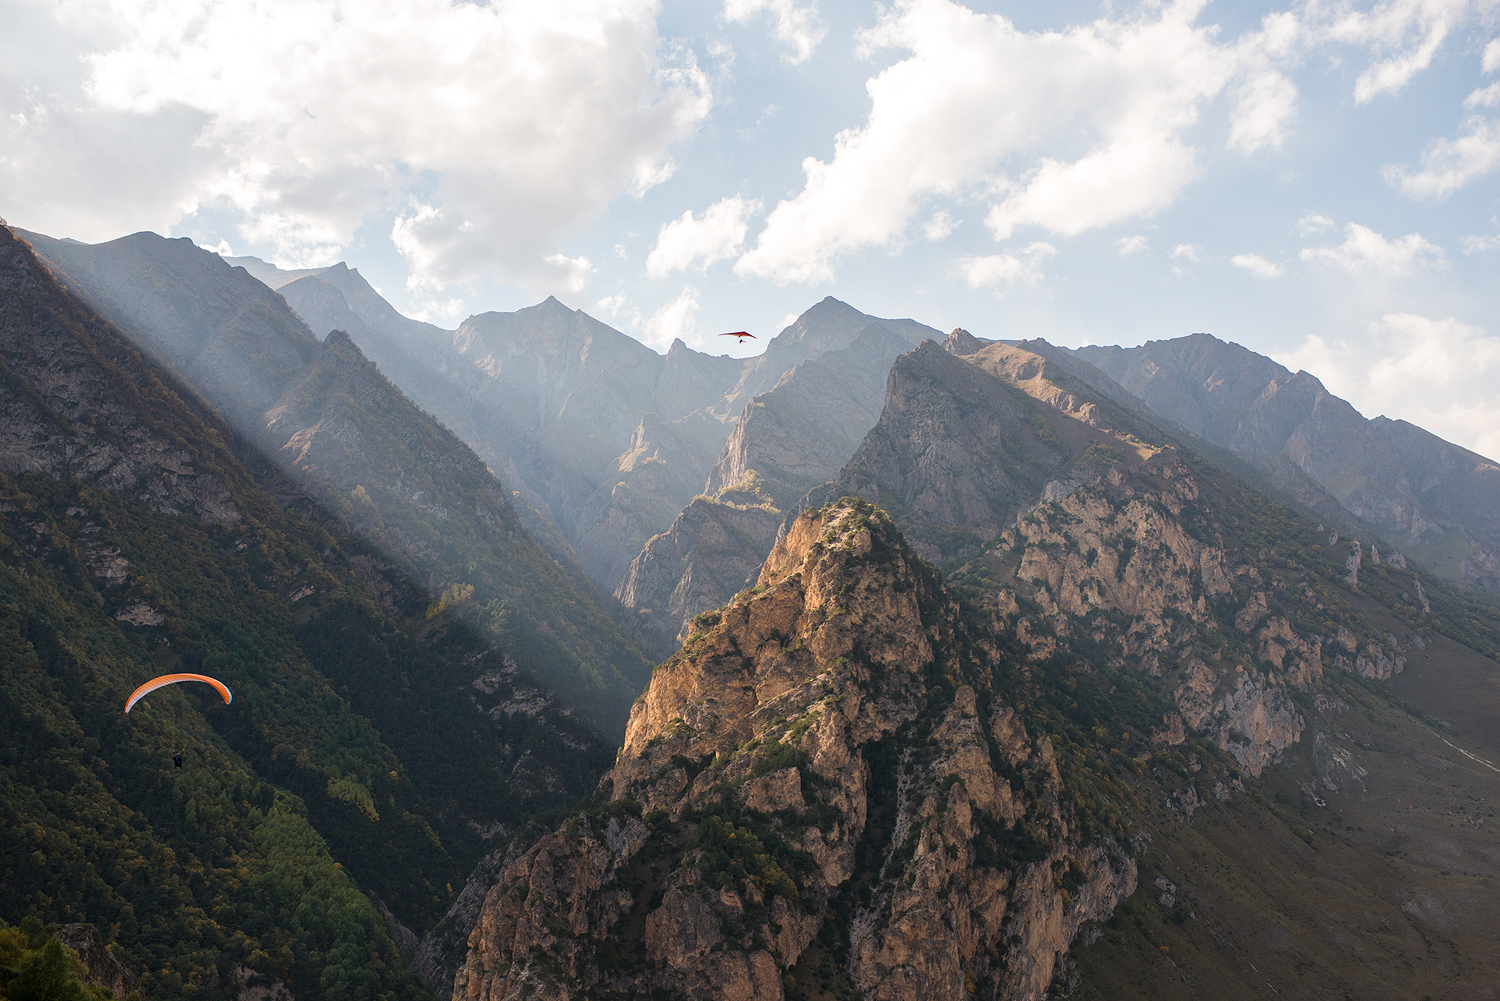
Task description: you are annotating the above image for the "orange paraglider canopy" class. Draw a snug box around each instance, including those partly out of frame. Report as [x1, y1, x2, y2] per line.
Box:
[124, 674, 233, 714]
[718, 331, 756, 344]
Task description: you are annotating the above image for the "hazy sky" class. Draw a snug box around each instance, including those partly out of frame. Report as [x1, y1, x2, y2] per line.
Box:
[3, 0, 1499, 454]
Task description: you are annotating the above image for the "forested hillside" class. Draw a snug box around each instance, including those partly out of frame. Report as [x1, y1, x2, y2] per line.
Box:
[0, 226, 611, 998]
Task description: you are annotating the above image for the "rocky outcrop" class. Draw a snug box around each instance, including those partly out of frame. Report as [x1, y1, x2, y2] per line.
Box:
[973, 450, 1313, 776]
[941, 327, 992, 355]
[575, 411, 732, 594]
[53, 924, 137, 999]
[456, 501, 1136, 1001]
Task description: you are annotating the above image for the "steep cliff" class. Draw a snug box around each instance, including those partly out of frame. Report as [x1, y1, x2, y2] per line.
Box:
[615, 315, 929, 656]
[705, 323, 915, 509]
[455, 500, 1140, 1001]
[575, 411, 733, 594]
[613, 490, 782, 660]
[809, 340, 1151, 562]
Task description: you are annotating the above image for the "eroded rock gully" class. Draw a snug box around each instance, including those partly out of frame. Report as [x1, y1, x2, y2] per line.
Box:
[455, 501, 1136, 1001]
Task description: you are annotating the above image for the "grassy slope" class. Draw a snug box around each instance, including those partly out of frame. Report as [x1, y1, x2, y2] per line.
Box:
[1071, 671, 1500, 1000]
[0, 467, 611, 999]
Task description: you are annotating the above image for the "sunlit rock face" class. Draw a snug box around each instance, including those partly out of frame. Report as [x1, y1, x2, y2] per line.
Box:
[455, 500, 1136, 1001]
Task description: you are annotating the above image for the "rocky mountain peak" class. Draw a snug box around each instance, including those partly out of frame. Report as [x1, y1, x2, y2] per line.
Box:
[617, 499, 946, 763]
[457, 498, 1137, 1001]
[942, 327, 990, 355]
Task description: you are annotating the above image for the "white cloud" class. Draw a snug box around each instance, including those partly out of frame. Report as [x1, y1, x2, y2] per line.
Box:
[1231, 253, 1284, 278]
[408, 295, 468, 325]
[734, 0, 1288, 284]
[642, 285, 702, 350]
[1466, 82, 1500, 109]
[1116, 234, 1149, 256]
[1486, 36, 1500, 73]
[923, 210, 958, 241]
[1277, 313, 1500, 459]
[1299, 222, 1443, 276]
[18, 0, 710, 291]
[1320, 0, 1477, 104]
[731, 0, 1487, 284]
[597, 292, 630, 316]
[1170, 243, 1201, 263]
[1169, 242, 1202, 276]
[1383, 116, 1500, 200]
[984, 134, 1203, 240]
[646, 196, 761, 277]
[723, 0, 826, 64]
[199, 239, 233, 256]
[1296, 213, 1337, 235]
[1463, 232, 1500, 252]
[957, 242, 1056, 293]
[1228, 69, 1299, 152]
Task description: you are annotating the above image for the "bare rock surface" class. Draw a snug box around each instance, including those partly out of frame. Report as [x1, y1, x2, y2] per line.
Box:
[54, 924, 137, 999]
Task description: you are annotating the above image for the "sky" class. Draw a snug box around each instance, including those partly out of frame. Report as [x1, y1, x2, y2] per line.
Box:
[3, 0, 1499, 456]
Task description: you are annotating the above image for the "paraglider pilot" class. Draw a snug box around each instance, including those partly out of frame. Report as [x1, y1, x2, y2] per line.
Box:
[173, 752, 184, 768]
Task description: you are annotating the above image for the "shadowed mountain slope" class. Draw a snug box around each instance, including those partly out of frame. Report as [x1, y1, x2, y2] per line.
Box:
[705, 322, 917, 509]
[240, 261, 936, 601]
[1, 224, 614, 999]
[800, 338, 1165, 563]
[716, 296, 942, 417]
[21, 229, 650, 734]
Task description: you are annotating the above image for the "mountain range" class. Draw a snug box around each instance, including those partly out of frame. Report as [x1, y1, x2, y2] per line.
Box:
[5, 222, 1500, 1001]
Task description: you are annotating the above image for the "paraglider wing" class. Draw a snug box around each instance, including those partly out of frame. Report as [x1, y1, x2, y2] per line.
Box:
[124, 674, 233, 714]
[717, 331, 755, 342]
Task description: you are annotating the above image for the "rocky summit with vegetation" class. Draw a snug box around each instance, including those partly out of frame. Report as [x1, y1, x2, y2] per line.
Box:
[457, 499, 1141, 1001]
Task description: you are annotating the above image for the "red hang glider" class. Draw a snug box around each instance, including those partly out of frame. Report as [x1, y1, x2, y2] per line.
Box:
[718, 331, 756, 345]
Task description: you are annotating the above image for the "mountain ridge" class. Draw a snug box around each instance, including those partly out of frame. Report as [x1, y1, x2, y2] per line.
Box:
[1072, 333, 1500, 591]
